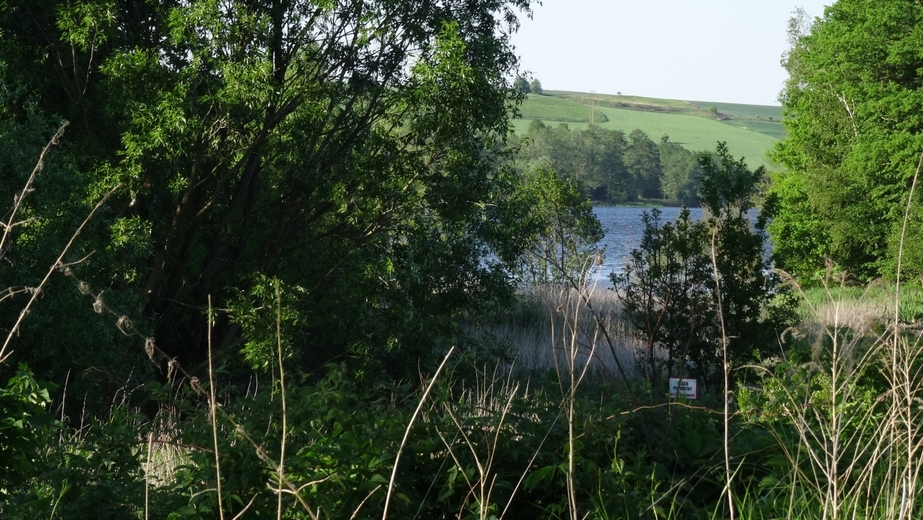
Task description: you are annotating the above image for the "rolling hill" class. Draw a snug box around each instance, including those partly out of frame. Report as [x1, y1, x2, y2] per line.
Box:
[513, 91, 784, 170]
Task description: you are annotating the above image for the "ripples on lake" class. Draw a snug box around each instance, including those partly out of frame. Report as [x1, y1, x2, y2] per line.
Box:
[589, 206, 705, 287]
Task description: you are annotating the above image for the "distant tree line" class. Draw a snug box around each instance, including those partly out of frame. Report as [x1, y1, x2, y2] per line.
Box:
[517, 121, 703, 204]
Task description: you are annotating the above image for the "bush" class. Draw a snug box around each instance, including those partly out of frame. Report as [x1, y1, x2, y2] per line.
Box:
[612, 142, 798, 392]
[0, 366, 147, 519]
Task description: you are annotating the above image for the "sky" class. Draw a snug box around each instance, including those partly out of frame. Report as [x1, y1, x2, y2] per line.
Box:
[511, 0, 831, 106]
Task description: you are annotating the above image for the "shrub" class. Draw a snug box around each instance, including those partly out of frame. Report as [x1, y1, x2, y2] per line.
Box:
[612, 143, 798, 392]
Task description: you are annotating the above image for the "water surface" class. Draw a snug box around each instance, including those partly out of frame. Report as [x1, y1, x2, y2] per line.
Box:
[590, 206, 705, 286]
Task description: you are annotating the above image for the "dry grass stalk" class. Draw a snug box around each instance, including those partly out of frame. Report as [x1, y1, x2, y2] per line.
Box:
[0, 122, 120, 364]
[756, 277, 923, 517]
[382, 346, 455, 520]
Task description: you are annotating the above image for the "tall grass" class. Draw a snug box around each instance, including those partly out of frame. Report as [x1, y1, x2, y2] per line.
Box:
[799, 283, 923, 327]
[736, 154, 923, 520]
[741, 274, 923, 520]
[466, 284, 641, 382]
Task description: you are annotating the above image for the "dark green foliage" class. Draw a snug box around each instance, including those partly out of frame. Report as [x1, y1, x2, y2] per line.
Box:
[0, 366, 148, 519]
[698, 143, 798, 368]
[0, 366, 58, 501]
[624, 129, 663, 199]
[0, 115, 155, 419]
[770, 0, 923, 281]
[659, 140, 703, 205]
[518, 123, 702, 203]
[518, 123, 633, 201]
[0, 349, 848, 520]
[0, 0, 538, 392]
[612, 208, 718, 386]
[161, 366, 403, 518]
[0, 2, 864, 518]
[154, 363, 745, 519]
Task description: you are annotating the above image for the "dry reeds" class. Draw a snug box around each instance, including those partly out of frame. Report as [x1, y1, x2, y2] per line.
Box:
[466, 284, 641, 383]
[742, 152, 923, 520]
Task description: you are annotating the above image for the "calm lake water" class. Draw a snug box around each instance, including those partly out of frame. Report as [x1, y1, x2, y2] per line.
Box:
[589, 206, 705, 286]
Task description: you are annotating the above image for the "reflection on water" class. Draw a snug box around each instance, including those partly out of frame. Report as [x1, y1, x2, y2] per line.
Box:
[589, 206, 705, 287]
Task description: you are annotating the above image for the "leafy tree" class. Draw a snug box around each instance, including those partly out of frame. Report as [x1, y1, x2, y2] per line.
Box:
[582, 125, 631, 201]
[770, 0, 923, 281]
[624, 129, 662, 199]
[1, 0, 536, 389]
[698, 143, 792, 370]
[613, 208, 716, 385]
[514, 165, 603, 286]
[529, 78, 543, 95]
[518, 123, 636, 201]
[614, 143, 795, 390]
[514, 75, 531, 93]
[659, 140, 703, 205]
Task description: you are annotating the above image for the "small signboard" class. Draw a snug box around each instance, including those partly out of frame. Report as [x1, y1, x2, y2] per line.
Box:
[669, 378, 697, 400]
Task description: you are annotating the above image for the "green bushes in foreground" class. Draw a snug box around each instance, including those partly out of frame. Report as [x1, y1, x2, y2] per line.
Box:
[3, 281, 923, 519]
[0, 359, 739, 519]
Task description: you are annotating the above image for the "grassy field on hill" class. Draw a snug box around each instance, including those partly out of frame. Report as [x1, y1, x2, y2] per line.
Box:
[546, 90, 692, 110]
[687, 100, 782, 120]
[517, 93, 609, 123]
[720, 119, 787, 139]
[514, 92, 784, 169]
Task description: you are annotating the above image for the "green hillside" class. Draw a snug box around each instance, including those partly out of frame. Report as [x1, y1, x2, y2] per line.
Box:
[514, 92, 784, 169]
[546, 90, 691, 110]
[687, 101, 782, 120]
[518, 94, 608, 123]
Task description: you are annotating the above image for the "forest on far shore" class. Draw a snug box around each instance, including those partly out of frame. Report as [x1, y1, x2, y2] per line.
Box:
[517, 121, 705, 205]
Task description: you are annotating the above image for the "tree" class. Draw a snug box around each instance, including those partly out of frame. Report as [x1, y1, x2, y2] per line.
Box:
[769, 0, 923, 281]
[517, 123, 635, 202]
[514, 75, 531, 93]
[624, 129, 662, 199]
[514, 165, 603, 287]
[0, 0, 537, 389]
[529, 78, 543, 95]
[698, 143, 792, 372]
[659, 140, 703, 205]
[613, 208, 716, 385]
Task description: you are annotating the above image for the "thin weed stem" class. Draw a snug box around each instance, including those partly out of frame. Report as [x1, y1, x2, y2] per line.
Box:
[382, 346, 455, 520]
[893, 151, 922, 520]
[710, 226, 735, 520]
[0, 183, 120, 364]
[208, 295, 225, 520]
[275, 280, 288, 520]
[146, 431, 153, 520]
[0, 122, 68, 260]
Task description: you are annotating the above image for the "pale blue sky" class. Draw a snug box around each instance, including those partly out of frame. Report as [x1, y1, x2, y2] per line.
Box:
[511, 1, 830, 106]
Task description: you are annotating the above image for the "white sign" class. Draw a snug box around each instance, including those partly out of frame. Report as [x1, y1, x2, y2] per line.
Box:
[669, 378, 697, 399]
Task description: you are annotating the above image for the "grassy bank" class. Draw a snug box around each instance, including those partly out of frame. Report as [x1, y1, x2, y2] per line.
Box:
[798, 282, 923, 326]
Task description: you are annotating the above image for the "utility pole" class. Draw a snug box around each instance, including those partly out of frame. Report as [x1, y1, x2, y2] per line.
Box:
[589, 90, 595, 124]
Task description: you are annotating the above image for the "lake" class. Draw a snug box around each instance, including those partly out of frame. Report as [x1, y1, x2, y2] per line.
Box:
[589, 205, 705, 286]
